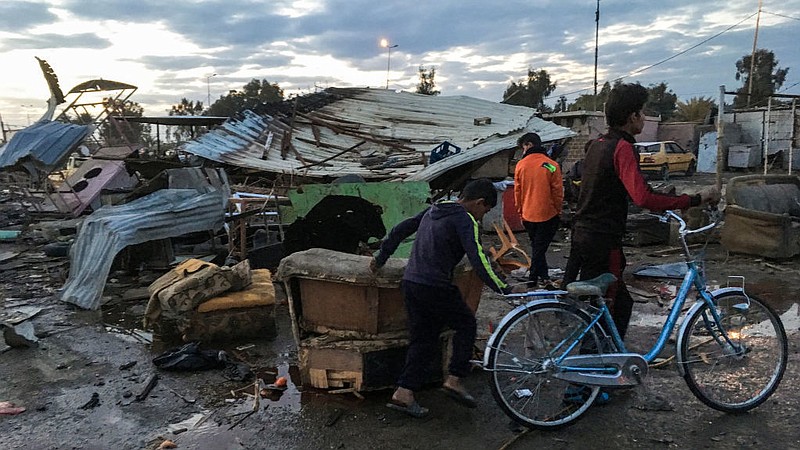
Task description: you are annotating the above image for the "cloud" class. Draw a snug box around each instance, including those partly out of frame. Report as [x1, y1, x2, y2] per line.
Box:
[1, 0, 800, 122]
[0, 33, 110, 51]
[0, 2, 57, 29]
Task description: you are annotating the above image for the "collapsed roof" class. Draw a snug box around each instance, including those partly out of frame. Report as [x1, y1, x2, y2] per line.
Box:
[181, 87, 575, 188]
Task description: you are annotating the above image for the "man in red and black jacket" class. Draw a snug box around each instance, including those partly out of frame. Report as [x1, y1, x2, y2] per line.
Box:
[563, 83, 719, 341]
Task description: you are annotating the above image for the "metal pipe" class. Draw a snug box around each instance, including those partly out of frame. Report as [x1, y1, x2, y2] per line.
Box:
[716, 86, 725, 191]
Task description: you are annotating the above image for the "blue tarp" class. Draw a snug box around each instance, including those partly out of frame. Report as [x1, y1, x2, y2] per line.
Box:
[0, 120, 90, 172]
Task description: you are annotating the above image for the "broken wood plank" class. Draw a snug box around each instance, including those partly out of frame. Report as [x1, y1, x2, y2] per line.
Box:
[296, 141, 366, 170]
[135, 373, 159, 402]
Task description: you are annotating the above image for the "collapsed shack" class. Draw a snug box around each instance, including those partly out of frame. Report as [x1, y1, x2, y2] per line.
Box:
[61, 168, 229, 310]
[180, 87, 576, 190]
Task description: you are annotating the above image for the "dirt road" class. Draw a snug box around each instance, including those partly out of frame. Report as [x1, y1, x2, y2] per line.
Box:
[1, 171, 799, 449]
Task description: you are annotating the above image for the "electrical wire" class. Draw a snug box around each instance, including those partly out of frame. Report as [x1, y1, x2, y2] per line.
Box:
[762, 10, 800, 22]
[546, 10, 759, 104]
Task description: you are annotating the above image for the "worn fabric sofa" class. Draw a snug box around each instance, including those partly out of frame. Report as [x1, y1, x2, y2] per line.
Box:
[721, 174, 800, 258]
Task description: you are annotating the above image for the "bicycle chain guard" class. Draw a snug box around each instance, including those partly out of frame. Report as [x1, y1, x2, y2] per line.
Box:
[552, 353, 649, 387]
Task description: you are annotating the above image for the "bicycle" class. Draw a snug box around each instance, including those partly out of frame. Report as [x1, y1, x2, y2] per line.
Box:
[480, 209, 788, 429]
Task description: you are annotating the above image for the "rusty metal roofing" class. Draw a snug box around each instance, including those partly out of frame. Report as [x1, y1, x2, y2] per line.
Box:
[181, 88, 575, 182]
[60, 168, 229, 310]
[0, 120, 90, 172]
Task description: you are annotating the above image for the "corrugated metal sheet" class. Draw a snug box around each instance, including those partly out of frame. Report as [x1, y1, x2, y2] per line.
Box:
[61, 168, 229, 310]
[181, 88, 575, 181]
[0, 120, 90, 172]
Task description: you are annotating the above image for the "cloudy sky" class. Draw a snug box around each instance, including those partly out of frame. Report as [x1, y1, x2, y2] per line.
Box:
[1, 0, 798, 129]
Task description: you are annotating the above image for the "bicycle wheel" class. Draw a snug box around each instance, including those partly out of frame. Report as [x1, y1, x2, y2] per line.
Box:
[486, 301, 605, 429]
[678, 292, 787, 412]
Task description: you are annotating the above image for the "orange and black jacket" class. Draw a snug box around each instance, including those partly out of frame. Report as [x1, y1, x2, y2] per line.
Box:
[514, 150, 563, 223]
[374, 202, 510, 294]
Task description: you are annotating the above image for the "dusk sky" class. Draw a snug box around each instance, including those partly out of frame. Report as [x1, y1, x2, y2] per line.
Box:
[1, 0, 798, 129]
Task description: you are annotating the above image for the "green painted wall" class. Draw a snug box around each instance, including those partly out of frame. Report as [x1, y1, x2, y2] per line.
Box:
[280, 181, 431, 257]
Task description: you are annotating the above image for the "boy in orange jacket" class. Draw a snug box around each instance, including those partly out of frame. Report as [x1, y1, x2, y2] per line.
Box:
[514, 132, 563, 286]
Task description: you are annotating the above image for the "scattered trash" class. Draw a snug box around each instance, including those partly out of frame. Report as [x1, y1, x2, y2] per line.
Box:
[153, 342, 228, 372]
[0, 250, 21, 264]
[79, 392, 100, 410]
[135, 373, 159, 402]
[1, 321, 39, 348]
[158, 439, 177, 449]
[4, 306, 43, 325]
[222, 362, 252, 382]
[0, 401, 26, 415]
[0, 230, 22, 240]
[632, 262, 687, 279]
[324, 408, 343, 427]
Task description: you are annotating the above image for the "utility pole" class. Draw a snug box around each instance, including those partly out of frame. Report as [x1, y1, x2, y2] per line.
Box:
[593, 0, 600, 111]
[0, 112, 6, 144]
[746, 0, 763, 107]
[206, 73, 217, 108]
[381, 39, 398, 90]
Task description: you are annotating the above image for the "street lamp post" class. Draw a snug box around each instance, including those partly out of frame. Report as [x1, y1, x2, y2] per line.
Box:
[206, 73, 217, 108]
[380, 39, 398, 90]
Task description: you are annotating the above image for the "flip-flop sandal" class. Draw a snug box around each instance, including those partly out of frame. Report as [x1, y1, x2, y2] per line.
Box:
[440, 387, 478, 408]
[385, 400, 429, 418]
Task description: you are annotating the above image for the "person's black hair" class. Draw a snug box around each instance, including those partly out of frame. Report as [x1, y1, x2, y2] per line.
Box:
[605, 83, 648, 128]
[460, 178, 497, 208]
[516, 132, 542, 148]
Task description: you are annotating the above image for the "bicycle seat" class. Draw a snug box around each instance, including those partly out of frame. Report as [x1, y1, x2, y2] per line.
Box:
[566, 273, 618, 297]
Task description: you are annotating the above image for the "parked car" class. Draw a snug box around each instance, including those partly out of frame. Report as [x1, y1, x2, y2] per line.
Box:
[634, 141, 696, 180]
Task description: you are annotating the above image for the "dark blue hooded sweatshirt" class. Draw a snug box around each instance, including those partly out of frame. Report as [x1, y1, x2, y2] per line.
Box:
[374, 201, 509, 294]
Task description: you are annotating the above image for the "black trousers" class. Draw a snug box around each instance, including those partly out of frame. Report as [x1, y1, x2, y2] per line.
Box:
[397, 281, 477, 391]
[563, 231, 634, 340]
[523, 215, 561, 283]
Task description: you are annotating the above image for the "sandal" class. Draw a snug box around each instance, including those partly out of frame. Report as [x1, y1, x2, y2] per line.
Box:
[385, 400, 429, 418]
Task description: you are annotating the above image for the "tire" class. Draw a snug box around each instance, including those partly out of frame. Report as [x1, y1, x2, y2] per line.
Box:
[659, 164, 670, 181]
[486, 301, 605, 429]
[685, 161, 696, 177]
[678, 292, 787, 413]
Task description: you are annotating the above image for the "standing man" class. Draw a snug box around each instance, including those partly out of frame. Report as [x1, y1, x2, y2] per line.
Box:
[370, 178, 511, 418]
[564, 83, 719, 341]
[514, 132, 564, 287]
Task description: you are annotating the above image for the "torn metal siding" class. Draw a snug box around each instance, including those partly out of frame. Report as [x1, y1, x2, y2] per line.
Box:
[180, 88, 573, 180]
[0, 120, 90, 172]
[61, 168, 229, 310]
[409, 116, 576, 182]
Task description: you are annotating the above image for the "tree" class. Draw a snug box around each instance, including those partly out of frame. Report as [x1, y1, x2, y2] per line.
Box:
[207, 79, 284, 117]
[99, 98, 151, 146]
[673, 96, 715, 123]
[415, 66, 440, 96]
[501, 68, 556, 110]
[169, 98, 204, 142]
[644, 82, 677, 120]
[568, 81, 615, 111]
[734, 49, 789, 108]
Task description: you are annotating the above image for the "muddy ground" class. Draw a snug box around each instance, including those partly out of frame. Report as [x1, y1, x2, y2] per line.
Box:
[1, 173, 800, 450]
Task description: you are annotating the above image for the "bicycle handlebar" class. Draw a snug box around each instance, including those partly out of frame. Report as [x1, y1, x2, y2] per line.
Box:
[655, 208, 719, 237]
